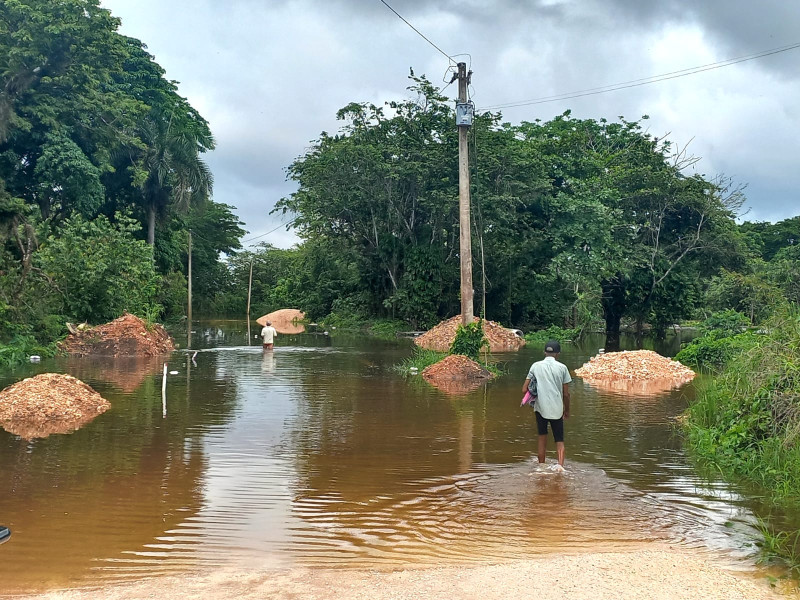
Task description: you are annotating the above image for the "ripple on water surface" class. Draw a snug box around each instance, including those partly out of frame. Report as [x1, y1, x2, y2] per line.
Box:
[0, 331, 776, 594]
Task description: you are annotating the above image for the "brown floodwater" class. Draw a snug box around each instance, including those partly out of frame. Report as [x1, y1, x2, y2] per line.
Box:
[0, 322, 792, 595]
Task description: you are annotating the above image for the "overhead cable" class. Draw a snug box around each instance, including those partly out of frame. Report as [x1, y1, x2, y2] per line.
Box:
[378, 0, 456, 64]
[480, 41, 800, 111]
[241, 217, 298, 245]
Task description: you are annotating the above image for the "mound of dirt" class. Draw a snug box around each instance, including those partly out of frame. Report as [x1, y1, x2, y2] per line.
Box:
[0, 373, 110, 439]
[575, 350, 695, 383]
[422, 354, 494, 395]
[256, 309, 305, 326]
[415, 316, 525, 353]
[256, 309, 306, 334]
[60, 313, 175, 357]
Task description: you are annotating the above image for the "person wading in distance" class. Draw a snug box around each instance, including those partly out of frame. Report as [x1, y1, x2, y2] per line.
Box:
[261, 321, 278, 350]
[522, 340, 572, 472]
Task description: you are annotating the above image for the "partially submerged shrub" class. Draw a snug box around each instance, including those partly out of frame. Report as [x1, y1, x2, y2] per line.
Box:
[450, 320, 488, 361]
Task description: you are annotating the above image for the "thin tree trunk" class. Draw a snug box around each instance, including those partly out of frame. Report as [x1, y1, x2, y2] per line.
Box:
[147, 202, 156, 246]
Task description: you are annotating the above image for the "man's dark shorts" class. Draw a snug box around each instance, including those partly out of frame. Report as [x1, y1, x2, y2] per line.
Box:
[535, 412, 564, 443]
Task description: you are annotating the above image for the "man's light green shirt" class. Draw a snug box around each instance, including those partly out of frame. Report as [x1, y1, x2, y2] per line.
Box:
[526, 356, 572, 419]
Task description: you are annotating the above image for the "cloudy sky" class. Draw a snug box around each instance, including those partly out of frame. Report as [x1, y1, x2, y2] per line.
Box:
[101, 0, 799, 249]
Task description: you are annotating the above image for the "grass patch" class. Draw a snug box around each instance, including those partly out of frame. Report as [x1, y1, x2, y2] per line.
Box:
[757, 519, 800, 578]
[684, 308, 800, 572]
[394, 347, 446, 376]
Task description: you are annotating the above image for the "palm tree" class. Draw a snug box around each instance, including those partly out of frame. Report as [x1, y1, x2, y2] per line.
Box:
[138, 102, 214, 245]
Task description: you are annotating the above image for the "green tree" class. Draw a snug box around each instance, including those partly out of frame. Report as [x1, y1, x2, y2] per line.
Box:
[0, 0, 144, 218]
[276, 75, 461, 327]
[37, 213, 159, 323]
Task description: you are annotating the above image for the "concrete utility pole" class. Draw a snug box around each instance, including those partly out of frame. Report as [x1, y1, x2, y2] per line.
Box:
[187, 230, 193, 348]
[457, 62, 474, 326]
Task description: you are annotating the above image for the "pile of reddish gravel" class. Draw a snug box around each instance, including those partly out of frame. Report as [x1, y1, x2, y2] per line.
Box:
[422, 354, 494, 395]
[0, 373, 110, 439]
[60, 312, 174, 357]
[256, 308, 306, 334]
[575, 350, 695, 382]
[415, 316, 525, 353]
[256, 309, 305, 326]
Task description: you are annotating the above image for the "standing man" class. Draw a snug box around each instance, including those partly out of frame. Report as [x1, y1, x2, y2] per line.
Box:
[522, 340, 572, 472]
[261, 321, 278, 350]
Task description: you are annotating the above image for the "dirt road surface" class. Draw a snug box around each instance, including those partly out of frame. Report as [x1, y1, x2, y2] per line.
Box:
[25, 548, 791, 600]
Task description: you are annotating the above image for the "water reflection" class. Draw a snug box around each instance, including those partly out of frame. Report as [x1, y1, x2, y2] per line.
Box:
[581, 376, 695, 396]
[261, 350, 276, 373]
[0, 326, 795, 595]
[63, 356, 165, 393]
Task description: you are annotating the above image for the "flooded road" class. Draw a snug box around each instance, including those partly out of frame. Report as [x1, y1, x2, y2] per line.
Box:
[0, 323, 782, 594]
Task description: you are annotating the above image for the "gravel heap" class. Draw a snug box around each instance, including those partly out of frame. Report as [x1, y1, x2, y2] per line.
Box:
[0, 373, 110, 439]
[60, 313, 174, 357]
[256, 309, 306, 334]
[422, 354, 494, 395]
[575, 350, 695, 382]
[415, 316, 525, 353]
[256, 309, 305, 326]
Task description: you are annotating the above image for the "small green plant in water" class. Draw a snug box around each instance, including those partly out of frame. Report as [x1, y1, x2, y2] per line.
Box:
[394, 348, 446, 375]
[757, 519, 800, 579]
[449, 320, 488, 361]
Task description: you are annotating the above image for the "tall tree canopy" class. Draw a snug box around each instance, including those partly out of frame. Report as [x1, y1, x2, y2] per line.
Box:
[277, 76, 744, 335]
[0, 0, 233, 343]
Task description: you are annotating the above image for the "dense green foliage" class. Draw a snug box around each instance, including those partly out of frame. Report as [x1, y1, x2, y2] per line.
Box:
[687, 310, 800, 500]
[676, 310, 753, 371]
[524, 326, 581, 346]
[449, 320, 488, 361]
[0, 0, 242, 363]
[272, 75, 747, 336]
[37, 213, 159, 323]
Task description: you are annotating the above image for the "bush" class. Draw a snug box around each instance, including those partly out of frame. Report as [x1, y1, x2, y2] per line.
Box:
[450, 320, 488, 361]
[369, 319, 407, 341]
[157, 271, 188, 321]
[701, 310, 750, 336]
[524, 325, 580, 345]
[675, 331, 756, 371]
[686, 308, 800, 501]
[676, 310, 754, 371]
[37, 213, 159, 324]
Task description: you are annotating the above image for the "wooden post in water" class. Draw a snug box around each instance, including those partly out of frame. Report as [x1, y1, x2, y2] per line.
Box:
[246, 258, 253, 345]
[187, 230, 193, 349]
[162, 363, 167, 418]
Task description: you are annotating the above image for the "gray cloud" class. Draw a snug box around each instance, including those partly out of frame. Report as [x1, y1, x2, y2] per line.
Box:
[103, 0, 800, 249]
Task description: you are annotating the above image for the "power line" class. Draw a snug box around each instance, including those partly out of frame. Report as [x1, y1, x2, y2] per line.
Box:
[481, 41, 800, 112]
[241, 217, 298, 245]
[378, 0, 455, 64]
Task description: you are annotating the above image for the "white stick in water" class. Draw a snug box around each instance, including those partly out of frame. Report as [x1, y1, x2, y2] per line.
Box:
[162, 363, 168, 417]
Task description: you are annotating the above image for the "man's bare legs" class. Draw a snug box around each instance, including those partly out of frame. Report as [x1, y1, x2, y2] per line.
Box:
[540, 437, 566, 467]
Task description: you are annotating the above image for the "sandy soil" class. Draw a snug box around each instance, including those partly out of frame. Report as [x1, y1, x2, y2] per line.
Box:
[25, 548, 789, 600]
